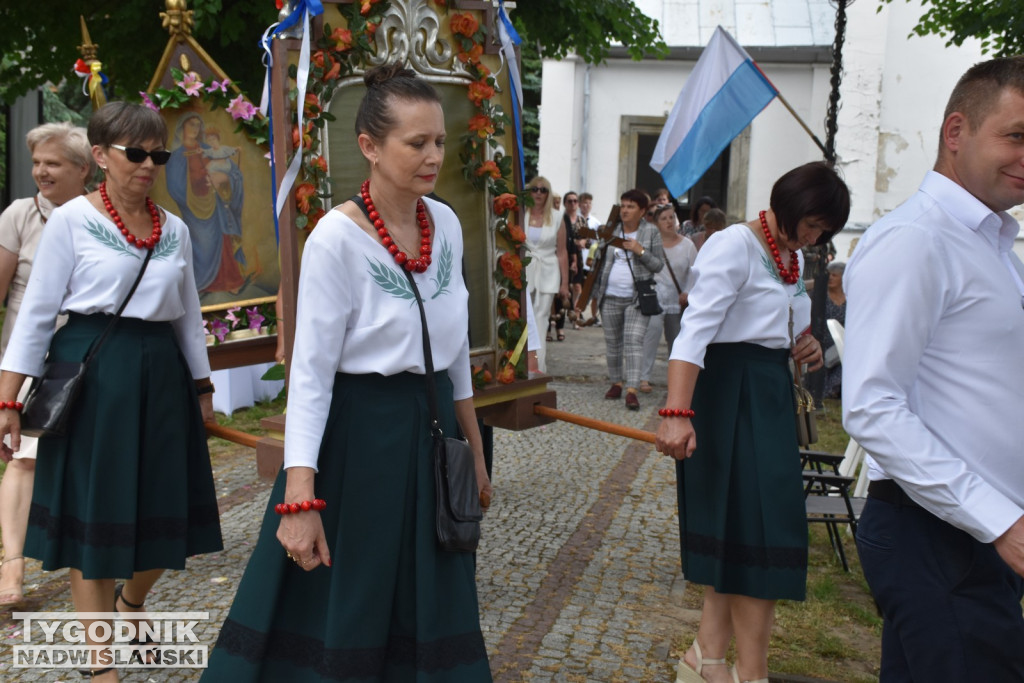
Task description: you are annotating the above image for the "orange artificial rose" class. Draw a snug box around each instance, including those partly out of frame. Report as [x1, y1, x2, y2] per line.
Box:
[295, 183, 316, 214]
[303, 93, 321, 118]
[309, 155, 328, 173]
[496, 364, 516, 384]
[493, 193, 517, 214]
[450, 13, 480, 38]
[475, 160, 501, 179]
[498, 252, 523, 288]
[291, 121, 313, 149]
[457, 44, 484, 64]
[506, 223, 526, 245]
[307, 208, 326, 230]
[365, 21, 379, 38]
[467, 79, 495, 106]
[468, 113, 495, 139]
[331, 27, 353, 51]
[499, 297, 520, 322]
[475, 62, 491, 78]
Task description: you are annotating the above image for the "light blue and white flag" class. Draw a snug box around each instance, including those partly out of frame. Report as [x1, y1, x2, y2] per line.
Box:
[650, 26, 777, 197]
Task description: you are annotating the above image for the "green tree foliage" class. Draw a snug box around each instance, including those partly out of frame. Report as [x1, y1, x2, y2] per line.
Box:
[882, 0, 1024, 57]
[519, 39, 542, 181]
[512, 0, 667, 63]
[0, 1, 278, 105]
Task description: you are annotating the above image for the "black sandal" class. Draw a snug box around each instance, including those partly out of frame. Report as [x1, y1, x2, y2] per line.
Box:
[78, 666, 115, 678]
[114, 584, 161, 667]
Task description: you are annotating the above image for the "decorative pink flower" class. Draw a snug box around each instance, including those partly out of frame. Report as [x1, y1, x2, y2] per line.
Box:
[226, 95, 257, 121]
[246, 307, 265, 331]
[225, 307, 241, 328]
[206, 79, 230, 94]
[139, 92, 159, 112]
[203, 319, 210, 335]
[176, 72, 203, 97]
[210, 319, 230, 342]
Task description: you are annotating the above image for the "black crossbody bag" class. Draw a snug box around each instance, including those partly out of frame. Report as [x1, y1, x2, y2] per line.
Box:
[404, 270, 483, 552]
[21, 250, 152, 438]
[623, 233, 662, 316]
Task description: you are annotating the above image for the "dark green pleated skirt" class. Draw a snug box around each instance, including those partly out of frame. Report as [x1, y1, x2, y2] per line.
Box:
[25, 312, 223, 578]
[203, 371, 491, 683]
[676, 342, 808, 601]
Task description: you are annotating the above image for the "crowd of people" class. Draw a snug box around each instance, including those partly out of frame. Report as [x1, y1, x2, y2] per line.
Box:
[0, 53, 1022, 683]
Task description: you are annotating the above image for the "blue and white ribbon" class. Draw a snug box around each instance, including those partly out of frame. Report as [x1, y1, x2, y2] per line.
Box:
[496, 1, 525, 187]
[258, 0, 324, 244]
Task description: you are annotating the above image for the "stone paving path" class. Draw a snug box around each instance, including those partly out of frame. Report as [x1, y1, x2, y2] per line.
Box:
[0, 324, 704, 682]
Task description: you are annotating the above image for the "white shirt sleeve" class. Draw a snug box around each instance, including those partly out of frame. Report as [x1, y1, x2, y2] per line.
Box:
[843, 221, 1022, 542]
[670, 228, 748, 367]
[283, 225, 352, 472]
[170, 230, 211, 378]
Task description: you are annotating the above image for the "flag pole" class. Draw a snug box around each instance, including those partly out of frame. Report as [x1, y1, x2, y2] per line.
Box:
[774, 90, 828, 158]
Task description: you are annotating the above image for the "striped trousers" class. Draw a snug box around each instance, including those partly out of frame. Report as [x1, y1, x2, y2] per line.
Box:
[600, 295, 650, 388]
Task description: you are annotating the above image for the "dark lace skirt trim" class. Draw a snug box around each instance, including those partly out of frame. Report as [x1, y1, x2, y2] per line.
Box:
[29, 502, 221, 547]
[216, 617, 488, 679]
[686, 530, 807, 570]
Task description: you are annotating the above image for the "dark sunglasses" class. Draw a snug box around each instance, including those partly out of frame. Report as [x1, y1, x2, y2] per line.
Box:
[110, 144, 171, 165]
[528, 186, 550, 194]
[564, 198, 579, 204]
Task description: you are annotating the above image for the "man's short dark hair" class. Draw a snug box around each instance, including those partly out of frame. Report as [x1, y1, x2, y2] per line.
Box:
[769, 161, 850, 247]
[944, 56, 1024, 133]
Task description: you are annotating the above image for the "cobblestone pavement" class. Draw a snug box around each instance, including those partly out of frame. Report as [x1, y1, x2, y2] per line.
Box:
[0, 323, 707, 682]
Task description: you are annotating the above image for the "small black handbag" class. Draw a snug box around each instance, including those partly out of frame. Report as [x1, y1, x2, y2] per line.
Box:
[404, 270, 483, 553]
[624, 242, 663, 316]
[21, 250, 152, 438]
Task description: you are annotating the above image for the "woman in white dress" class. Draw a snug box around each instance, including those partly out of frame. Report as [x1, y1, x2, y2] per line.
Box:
[523, 175, 568, 372]
[0, 122, 93, 609]
[657, 162, 849, 683]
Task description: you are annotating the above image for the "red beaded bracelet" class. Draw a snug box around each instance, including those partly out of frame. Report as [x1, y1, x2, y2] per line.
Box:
[1, 401, 24, 412]
[658, 407, 695, 418]
[274, 499, 327, 515]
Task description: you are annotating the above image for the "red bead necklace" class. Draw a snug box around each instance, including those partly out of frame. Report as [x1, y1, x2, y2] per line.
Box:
[360, 180, 432, 273]
[759, 211, 799, 284]
[99, 182, 162, 250]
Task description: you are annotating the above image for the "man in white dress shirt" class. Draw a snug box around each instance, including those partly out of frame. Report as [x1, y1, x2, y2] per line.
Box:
[843, 56, 1024, 681]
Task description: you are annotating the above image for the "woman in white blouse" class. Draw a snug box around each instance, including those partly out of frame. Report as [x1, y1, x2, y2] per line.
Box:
[0, 103, 222, 681]
[0, 123, 92, 610]
[639, 205, 696, 393]
[657, 162, 849, 683]
[203, 64, 493, 682]
[524, 175, 568, 372]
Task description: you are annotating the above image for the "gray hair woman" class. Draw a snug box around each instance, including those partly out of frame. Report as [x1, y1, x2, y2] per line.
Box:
[0, 102, 222, 681]
[0, 122, 93, 610]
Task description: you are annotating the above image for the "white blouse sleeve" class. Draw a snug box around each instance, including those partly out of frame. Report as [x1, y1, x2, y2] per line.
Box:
[0, 209, 75, 377]
[670, 227, 749, 368]
[170, 224, 211, 378]
[283, 225, 353, 471]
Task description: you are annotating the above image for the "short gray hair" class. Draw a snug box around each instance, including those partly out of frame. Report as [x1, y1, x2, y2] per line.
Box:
[826, 260, 846, 274]
[26, 122, 94, 175]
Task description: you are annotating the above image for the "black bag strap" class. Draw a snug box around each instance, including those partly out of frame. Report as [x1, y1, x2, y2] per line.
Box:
[82, 249, 153, 366]
[351, 192, 445, 440]
[663, 254, 683, 294]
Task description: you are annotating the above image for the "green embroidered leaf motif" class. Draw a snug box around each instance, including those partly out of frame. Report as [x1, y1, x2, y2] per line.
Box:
[365, 256, 416, 301]
[795, 276, 808, 297]
[84, 218, 140, 259]
[150, 231, 180, 261]
[760, 252, 782, 284]
[430, 236, 453, 299]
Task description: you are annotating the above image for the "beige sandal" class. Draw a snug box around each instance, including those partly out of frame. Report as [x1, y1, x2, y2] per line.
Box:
[0, 555, 26, 608]
[676, 640, 726, 682]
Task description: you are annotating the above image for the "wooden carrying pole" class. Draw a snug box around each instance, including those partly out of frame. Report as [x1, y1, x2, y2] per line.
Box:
[205, 422, 264, 449]
[533, 405, 656, 444]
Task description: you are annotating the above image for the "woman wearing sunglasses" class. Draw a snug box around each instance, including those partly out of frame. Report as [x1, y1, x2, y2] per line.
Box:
[524, 176, 569, 372]
[0, 102, 223, 681]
